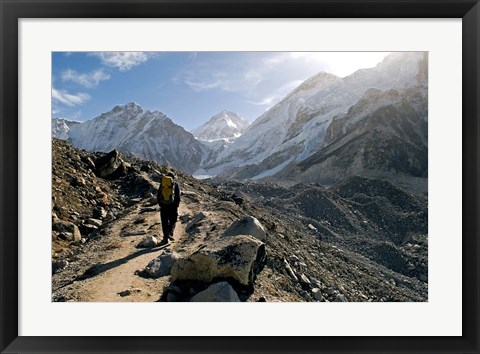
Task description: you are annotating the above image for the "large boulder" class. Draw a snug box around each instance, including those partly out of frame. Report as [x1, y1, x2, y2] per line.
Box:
[171, 235, 266, 287]
[52, 219, 81, 241]
[223, 216, 266, 241]
[95, 150, 128, 180]
[190, 281, 240, 302]
[139, 250, 180, 278]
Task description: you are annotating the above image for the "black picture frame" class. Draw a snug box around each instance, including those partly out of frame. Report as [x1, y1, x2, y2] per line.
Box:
[1, 1, 478, 353]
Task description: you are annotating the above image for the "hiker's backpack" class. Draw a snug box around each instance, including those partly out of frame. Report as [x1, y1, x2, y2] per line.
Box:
[158, 175, 175, 205]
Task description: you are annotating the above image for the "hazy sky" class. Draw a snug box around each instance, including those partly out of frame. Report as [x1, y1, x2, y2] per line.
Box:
[52, 51, 390, 131]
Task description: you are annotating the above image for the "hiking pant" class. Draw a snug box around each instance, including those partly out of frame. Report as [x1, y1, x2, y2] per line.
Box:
[160, 205, 178, 241]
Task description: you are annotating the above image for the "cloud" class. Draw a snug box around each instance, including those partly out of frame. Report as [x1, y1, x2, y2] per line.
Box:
[248, 96, 278, 106]
[61, 69, 110, 88]
[183, 69, 262, 94]
[278, 79, 304, 94]
[263, 53, 290, 65]
[90, 52, 157, 71]
[185, 80, 223, 92]
[248, 79, 304, 106]
[52, 87, 90, 106]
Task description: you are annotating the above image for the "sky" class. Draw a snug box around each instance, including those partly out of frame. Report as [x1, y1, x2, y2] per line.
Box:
[52, 51, 390, 131]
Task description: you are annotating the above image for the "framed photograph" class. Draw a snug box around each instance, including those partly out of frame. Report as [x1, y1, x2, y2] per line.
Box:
[1, 0, 478, 353]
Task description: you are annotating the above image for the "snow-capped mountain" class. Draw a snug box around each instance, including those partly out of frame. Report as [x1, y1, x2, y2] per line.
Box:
[67, 102, 205, 173]
[52, 118, 80, 140]
[199, 52, 428, 183]
[55, 52, 427, 188]
[191, 110, 250, 142]
[277, 83, 428, 191]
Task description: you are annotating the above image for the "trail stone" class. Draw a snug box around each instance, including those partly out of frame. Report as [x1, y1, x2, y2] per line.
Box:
[190, 281, 241, 302]
[58, 232, 73, 241]
[93, 207, 108, 219]
[136, 235, 159, 248]
[82, 156, 96, 170]
[299, 273, 312, 286]
[80, 224, 98, 235]
[171, 235, 266, 287]
[72, 176, 86, 187]
[144, 196, 158, 207]
[326, 287, 335, 296]
[85, 218, 102, 227]
[52, 260, 69, 274]
[185, 212, 207, 231]
[418, 274, 428, 282]
[141, 251, 180, 278]
[334, 294, 348, 302]
[283, 259, 298, 282]
[312, 288, 323, 301]
[223, 216, 266, 241]
[52, 220, 81, 241]
[118, 290, 131, 297]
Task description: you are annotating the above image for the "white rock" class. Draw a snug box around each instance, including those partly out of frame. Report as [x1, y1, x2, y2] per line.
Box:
[283, 259, 298, 282]
[172, 235, 266, 287]
[85, 218, 102, 227]
[190, 281, 240, 302]
[136, 235, 158, 248]
[142, 251, 180, 278]
[299, 273, 311, 285]
[223, 216, 266, 241]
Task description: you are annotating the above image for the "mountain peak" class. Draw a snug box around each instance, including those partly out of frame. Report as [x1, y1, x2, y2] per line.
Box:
[51, 117, 81, 140]
[192, 110, 250, 142]
[112, 102, 144, 114]
[290, 71, 340, 96]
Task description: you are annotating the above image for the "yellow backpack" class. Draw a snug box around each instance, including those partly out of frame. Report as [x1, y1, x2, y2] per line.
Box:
[159, 175, 175, 205]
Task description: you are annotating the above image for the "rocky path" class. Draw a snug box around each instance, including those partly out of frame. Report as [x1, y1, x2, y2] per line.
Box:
[53, 194, 198, 302]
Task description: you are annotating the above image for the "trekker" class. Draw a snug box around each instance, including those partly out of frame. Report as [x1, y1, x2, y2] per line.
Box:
[157, 171, 181, 245]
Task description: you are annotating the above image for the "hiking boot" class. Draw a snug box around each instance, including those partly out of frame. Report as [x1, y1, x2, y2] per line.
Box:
[159, 239, 169, 246]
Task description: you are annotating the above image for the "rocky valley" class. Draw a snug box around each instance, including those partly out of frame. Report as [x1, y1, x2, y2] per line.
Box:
[52, 139, 428, 302]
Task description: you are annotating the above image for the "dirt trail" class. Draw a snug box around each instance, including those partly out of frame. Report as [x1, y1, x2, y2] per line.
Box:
[74, 200, 192, 302]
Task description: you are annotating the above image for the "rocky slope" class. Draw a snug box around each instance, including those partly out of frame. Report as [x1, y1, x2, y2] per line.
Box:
[52, 139, 427, 302]
[191, 110, 250, 142]
[67, 102, 206, 174]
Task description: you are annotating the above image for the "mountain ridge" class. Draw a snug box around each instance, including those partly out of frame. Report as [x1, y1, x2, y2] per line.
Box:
[65, 102, 206, 174]
[53, 52, 428, 191]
